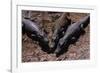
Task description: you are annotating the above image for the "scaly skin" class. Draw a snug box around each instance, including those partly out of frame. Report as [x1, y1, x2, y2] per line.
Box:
[55, 15, 90, 56]
[22, 18, 50, 52]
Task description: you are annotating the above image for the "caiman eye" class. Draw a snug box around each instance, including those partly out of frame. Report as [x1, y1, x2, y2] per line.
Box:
[80, 24, 84, 28]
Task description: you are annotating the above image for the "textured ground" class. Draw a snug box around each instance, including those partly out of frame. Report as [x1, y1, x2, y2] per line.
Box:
[22, 11, 90, 62]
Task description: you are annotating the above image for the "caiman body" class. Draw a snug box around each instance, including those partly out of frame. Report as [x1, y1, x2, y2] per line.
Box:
[50, 13, 71, 52]
[22, 18, 50, 52]
[55, 15, 90, 55]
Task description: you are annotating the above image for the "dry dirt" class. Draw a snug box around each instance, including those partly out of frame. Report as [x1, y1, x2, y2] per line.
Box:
[22, 11, 90, 62]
